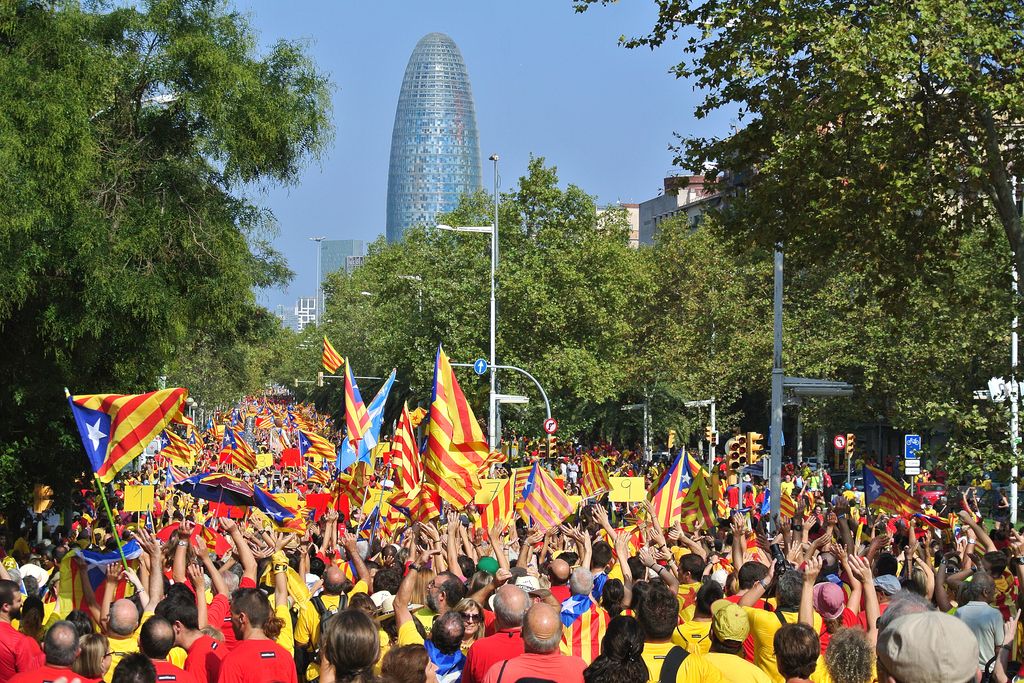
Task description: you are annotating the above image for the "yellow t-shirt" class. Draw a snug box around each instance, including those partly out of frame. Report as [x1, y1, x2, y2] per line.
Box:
[780, 481, 795, 498]
[104, 612, 154, 683]
[743, 607, 823, 683]
[641, 641, 725, 683]
[294, 593, 344, 648]
[672, 620, 712, 655]
[705, 652, 774, 683]
[397, 618, 425, 646]
[676, 582, 702, 623]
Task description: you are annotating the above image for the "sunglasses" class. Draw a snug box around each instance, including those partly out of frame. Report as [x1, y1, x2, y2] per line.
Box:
[463, 613, 481, 622]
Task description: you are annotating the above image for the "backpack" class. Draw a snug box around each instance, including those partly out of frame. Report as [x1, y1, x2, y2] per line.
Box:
[311, 594, 347, 647]
[659, 645, 690, 683]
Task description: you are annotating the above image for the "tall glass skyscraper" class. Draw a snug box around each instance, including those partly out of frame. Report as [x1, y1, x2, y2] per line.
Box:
[386, 33, 482, 243]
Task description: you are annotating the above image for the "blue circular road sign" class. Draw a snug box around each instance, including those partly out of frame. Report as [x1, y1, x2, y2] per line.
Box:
[473, 358, 488, 375]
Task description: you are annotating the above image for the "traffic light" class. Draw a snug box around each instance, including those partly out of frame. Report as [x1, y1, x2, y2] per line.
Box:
[728, 433, 749, 472]
[546, 435, 558, 459]
[747, 432, 764, 465]
[667, 429, 676, 450]
[705, 425, 714, 443]
[845, 433, 856, 461]
[317, 371, 324, 387]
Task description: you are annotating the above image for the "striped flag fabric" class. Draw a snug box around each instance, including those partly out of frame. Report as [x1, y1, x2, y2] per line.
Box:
[679, 465, 717, 531]
[337, 369, 397, 471]
[522, 462, 572, 530]
[779, 492, 797, 519]
[220, 428, 257, 472]
[343, 358, 372, 448]
[322, 337, 344, 373]
[913, 512, 953, 530]
[424, 346, 488, 508]
[306, 463, 331, 487]
[159, 429, 194, 468]
[297, 429, 335, 462]
[67, 388, 187, 484]
[165, 465, 189, 487]
[392, 403, 422, 496]
[479, 476, 515, 531]
[580, 455, 611, 498]
[649, 451, 695, 529]
[864, 464, 918, 516]
[559, 598, 610, 665]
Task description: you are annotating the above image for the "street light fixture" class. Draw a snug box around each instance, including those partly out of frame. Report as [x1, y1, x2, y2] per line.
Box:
[310, 236, 326, 324]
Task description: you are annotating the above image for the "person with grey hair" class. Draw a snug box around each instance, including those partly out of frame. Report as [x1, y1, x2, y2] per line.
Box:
[876, 590, 934, 631]
[7, 619, 81, 682]
[482, 603, 587, 683]
[463, 585, 529, 683]
[559, 567, 609, 665]
[953, 571, 1003, 668]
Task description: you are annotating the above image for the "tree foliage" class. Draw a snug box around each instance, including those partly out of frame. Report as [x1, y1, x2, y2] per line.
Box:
[0, 0, 331, 502]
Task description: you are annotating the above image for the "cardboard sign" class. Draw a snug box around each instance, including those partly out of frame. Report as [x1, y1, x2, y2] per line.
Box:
[256, 452, 274, 470]
[608, 477, 647, 502]
[474, 479, 507, 504]
[123, 485, 155, 512]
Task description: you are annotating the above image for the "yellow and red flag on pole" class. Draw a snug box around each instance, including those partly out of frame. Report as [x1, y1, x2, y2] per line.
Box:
[67, 388, 187, 484]
[864, 464, 918, 516]
[220, 428, 257, 472]
[679, 465, 717, 531]
[779, 492, 798, 519]
[390, 403, 425, 520]
[322, 337, 344, 373]
[423, 346, 488, 509]
[160, 429, 194, 469]
[580, 455, 611, 498]
[522, 462, 573, 530]
[648, 451, 694, 529]
[344, 358, 372, 449]
[297, 429, 335, 462]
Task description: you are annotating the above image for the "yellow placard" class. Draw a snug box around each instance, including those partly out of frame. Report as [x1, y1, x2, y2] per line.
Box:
[275, 492, 300, 510]
[608, 477, 646, 502]
[256, 452, 273, 469]
[123, 485, 155, 512]
[474, 479, 506, 504]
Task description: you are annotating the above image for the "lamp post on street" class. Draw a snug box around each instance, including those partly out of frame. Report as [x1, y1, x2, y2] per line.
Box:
[436, 152, 500, 448]
[310, 236, 326, 324]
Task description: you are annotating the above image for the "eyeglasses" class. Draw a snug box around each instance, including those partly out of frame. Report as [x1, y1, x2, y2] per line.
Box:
[463, 613, 481, 622]
[104, 652, 113, 657]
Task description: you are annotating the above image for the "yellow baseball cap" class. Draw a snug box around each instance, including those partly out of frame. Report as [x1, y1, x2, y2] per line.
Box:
[711, 599, 750, 643]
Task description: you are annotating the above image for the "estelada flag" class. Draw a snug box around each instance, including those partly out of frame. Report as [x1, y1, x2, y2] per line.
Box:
[322, 337, 343, 373]
[68, 388, 187, 484]
[864, 464, 918, 516]
[580, 455, 611, 498]
[344, 358, 371, 448]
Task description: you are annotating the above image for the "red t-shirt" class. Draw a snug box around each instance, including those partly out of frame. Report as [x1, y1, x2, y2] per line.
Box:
[725, 593, 768, 662]
[8, 664, 86, 683]
[482, 651, 586, 683]
[153, 659, 199, 683]
[463, 628, 525, 683]
[217, 639, 297, 683]
[215, 578, 255, 652]
[549, 584, 571, 603]
[0, 622, 43, 681]
[818, 607, 862, 653]
[184, 634, 226, 683]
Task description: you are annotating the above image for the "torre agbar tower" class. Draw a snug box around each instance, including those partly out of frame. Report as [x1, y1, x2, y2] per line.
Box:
[385, 33, 483, 243]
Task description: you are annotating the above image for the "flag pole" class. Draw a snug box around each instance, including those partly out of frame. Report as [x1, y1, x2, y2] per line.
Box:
[93, 474, 130, 570]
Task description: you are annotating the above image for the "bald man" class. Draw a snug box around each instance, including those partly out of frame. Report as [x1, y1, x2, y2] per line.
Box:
[139, 616, 195, 683]
[8, 620, 77, 683]
[106, 599, 143, 683]
[295, 564, 349, 658]
[464, 585, 530, 683]
[482, 603, 586, 683]
[547, 558, 572, 603]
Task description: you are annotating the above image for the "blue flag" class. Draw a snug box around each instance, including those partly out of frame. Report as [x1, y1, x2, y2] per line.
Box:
[337, 369, 397, 472]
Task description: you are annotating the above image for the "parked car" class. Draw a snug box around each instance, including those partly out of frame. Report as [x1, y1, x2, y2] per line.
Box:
[915, 482, 946, 506]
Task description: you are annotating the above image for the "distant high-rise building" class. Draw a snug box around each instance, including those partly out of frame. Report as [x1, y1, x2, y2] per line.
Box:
[320, 239, 366, 280]
[386, 33, 482, 243]
[294, 296, 318, 330]
[274, 304, 301, 332]
[638, 176, 720, 244]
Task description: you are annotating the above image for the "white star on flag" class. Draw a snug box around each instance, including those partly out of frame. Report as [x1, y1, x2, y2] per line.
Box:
[680, 470, 692, 487]
[86, 418, 107, 453]
[869, 481, 881, 496]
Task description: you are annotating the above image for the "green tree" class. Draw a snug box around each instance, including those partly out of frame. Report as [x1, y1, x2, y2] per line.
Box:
[0, 0, 331, 506]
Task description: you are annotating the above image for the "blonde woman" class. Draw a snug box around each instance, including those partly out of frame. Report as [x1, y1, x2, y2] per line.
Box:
[452, 598, 485, 652]
[73, 632, 111, 682]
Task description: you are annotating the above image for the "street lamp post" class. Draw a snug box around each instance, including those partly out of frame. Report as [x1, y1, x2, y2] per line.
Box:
[310, 236, 326, 324]
[436, 152, 500, 448]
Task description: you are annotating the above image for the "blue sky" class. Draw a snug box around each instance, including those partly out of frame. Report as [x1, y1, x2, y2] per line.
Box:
[235, 1, 733, 310]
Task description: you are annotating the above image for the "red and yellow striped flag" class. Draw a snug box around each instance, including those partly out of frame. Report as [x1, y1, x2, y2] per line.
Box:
[649, 451, 691, 528]
[522, 462, 572, 529]
[779, 492, 797, 519]
[161, 429, 194, 469]
[480, 476, 515, 531]
[864, 464, 918, 516]
[68, 388, 188, 484]
[322, 337, 343, 373]
[424, 346, 488, 508]
[220, 428, 257, 472]
[560, 602, 610, 665]
[580, 455, 611, 498]
[344, 358, 371, 448]
[297, 429, 335, 461]
[679, 466, 716, 531]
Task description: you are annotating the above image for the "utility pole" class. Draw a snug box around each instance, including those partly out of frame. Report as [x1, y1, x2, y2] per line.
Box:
[488, 154, 499, 450]
[770, 245, 784, 521]
[1013, 265, 1019, 524]
[310, 236, 326, 324]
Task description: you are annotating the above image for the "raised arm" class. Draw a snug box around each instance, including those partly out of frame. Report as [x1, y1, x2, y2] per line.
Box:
[193, 537, 230, 596]
[341, 530, 372, 588]
[799, 556, 822, 627]
[958, 510, 997, 553]
[446, 513, 465, 581]
[220, 518, 256, 583]
[848, 555, 879, 645]
[185, 564, 209, 629]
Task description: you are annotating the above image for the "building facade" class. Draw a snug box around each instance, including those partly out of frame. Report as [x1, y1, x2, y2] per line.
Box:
[386, 33, 482, 243]
[638, 176, 720, 245]
[320, 239, 366, 279]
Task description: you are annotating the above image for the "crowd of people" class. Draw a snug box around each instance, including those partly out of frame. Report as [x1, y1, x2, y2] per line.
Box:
[1, 461, 1021, 683]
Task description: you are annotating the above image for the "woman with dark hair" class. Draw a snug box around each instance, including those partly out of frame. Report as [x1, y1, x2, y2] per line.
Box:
[583, 615, 649, 683]
[18, 596, 45, 644]
[320, 609, 381, 683]
[600, 578, 626, 617]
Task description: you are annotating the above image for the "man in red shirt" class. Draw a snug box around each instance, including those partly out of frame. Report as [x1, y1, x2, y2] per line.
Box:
[463, 585, 529, 683]
[154, 593, 225, 683]
[482, 603, 586, 683]
[0, 579, 42, 681]
[8, 621, 79, 683]
[139, 617, 197, 683]
[545, 559, 571, 604]
[217, 588, 296, 683]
